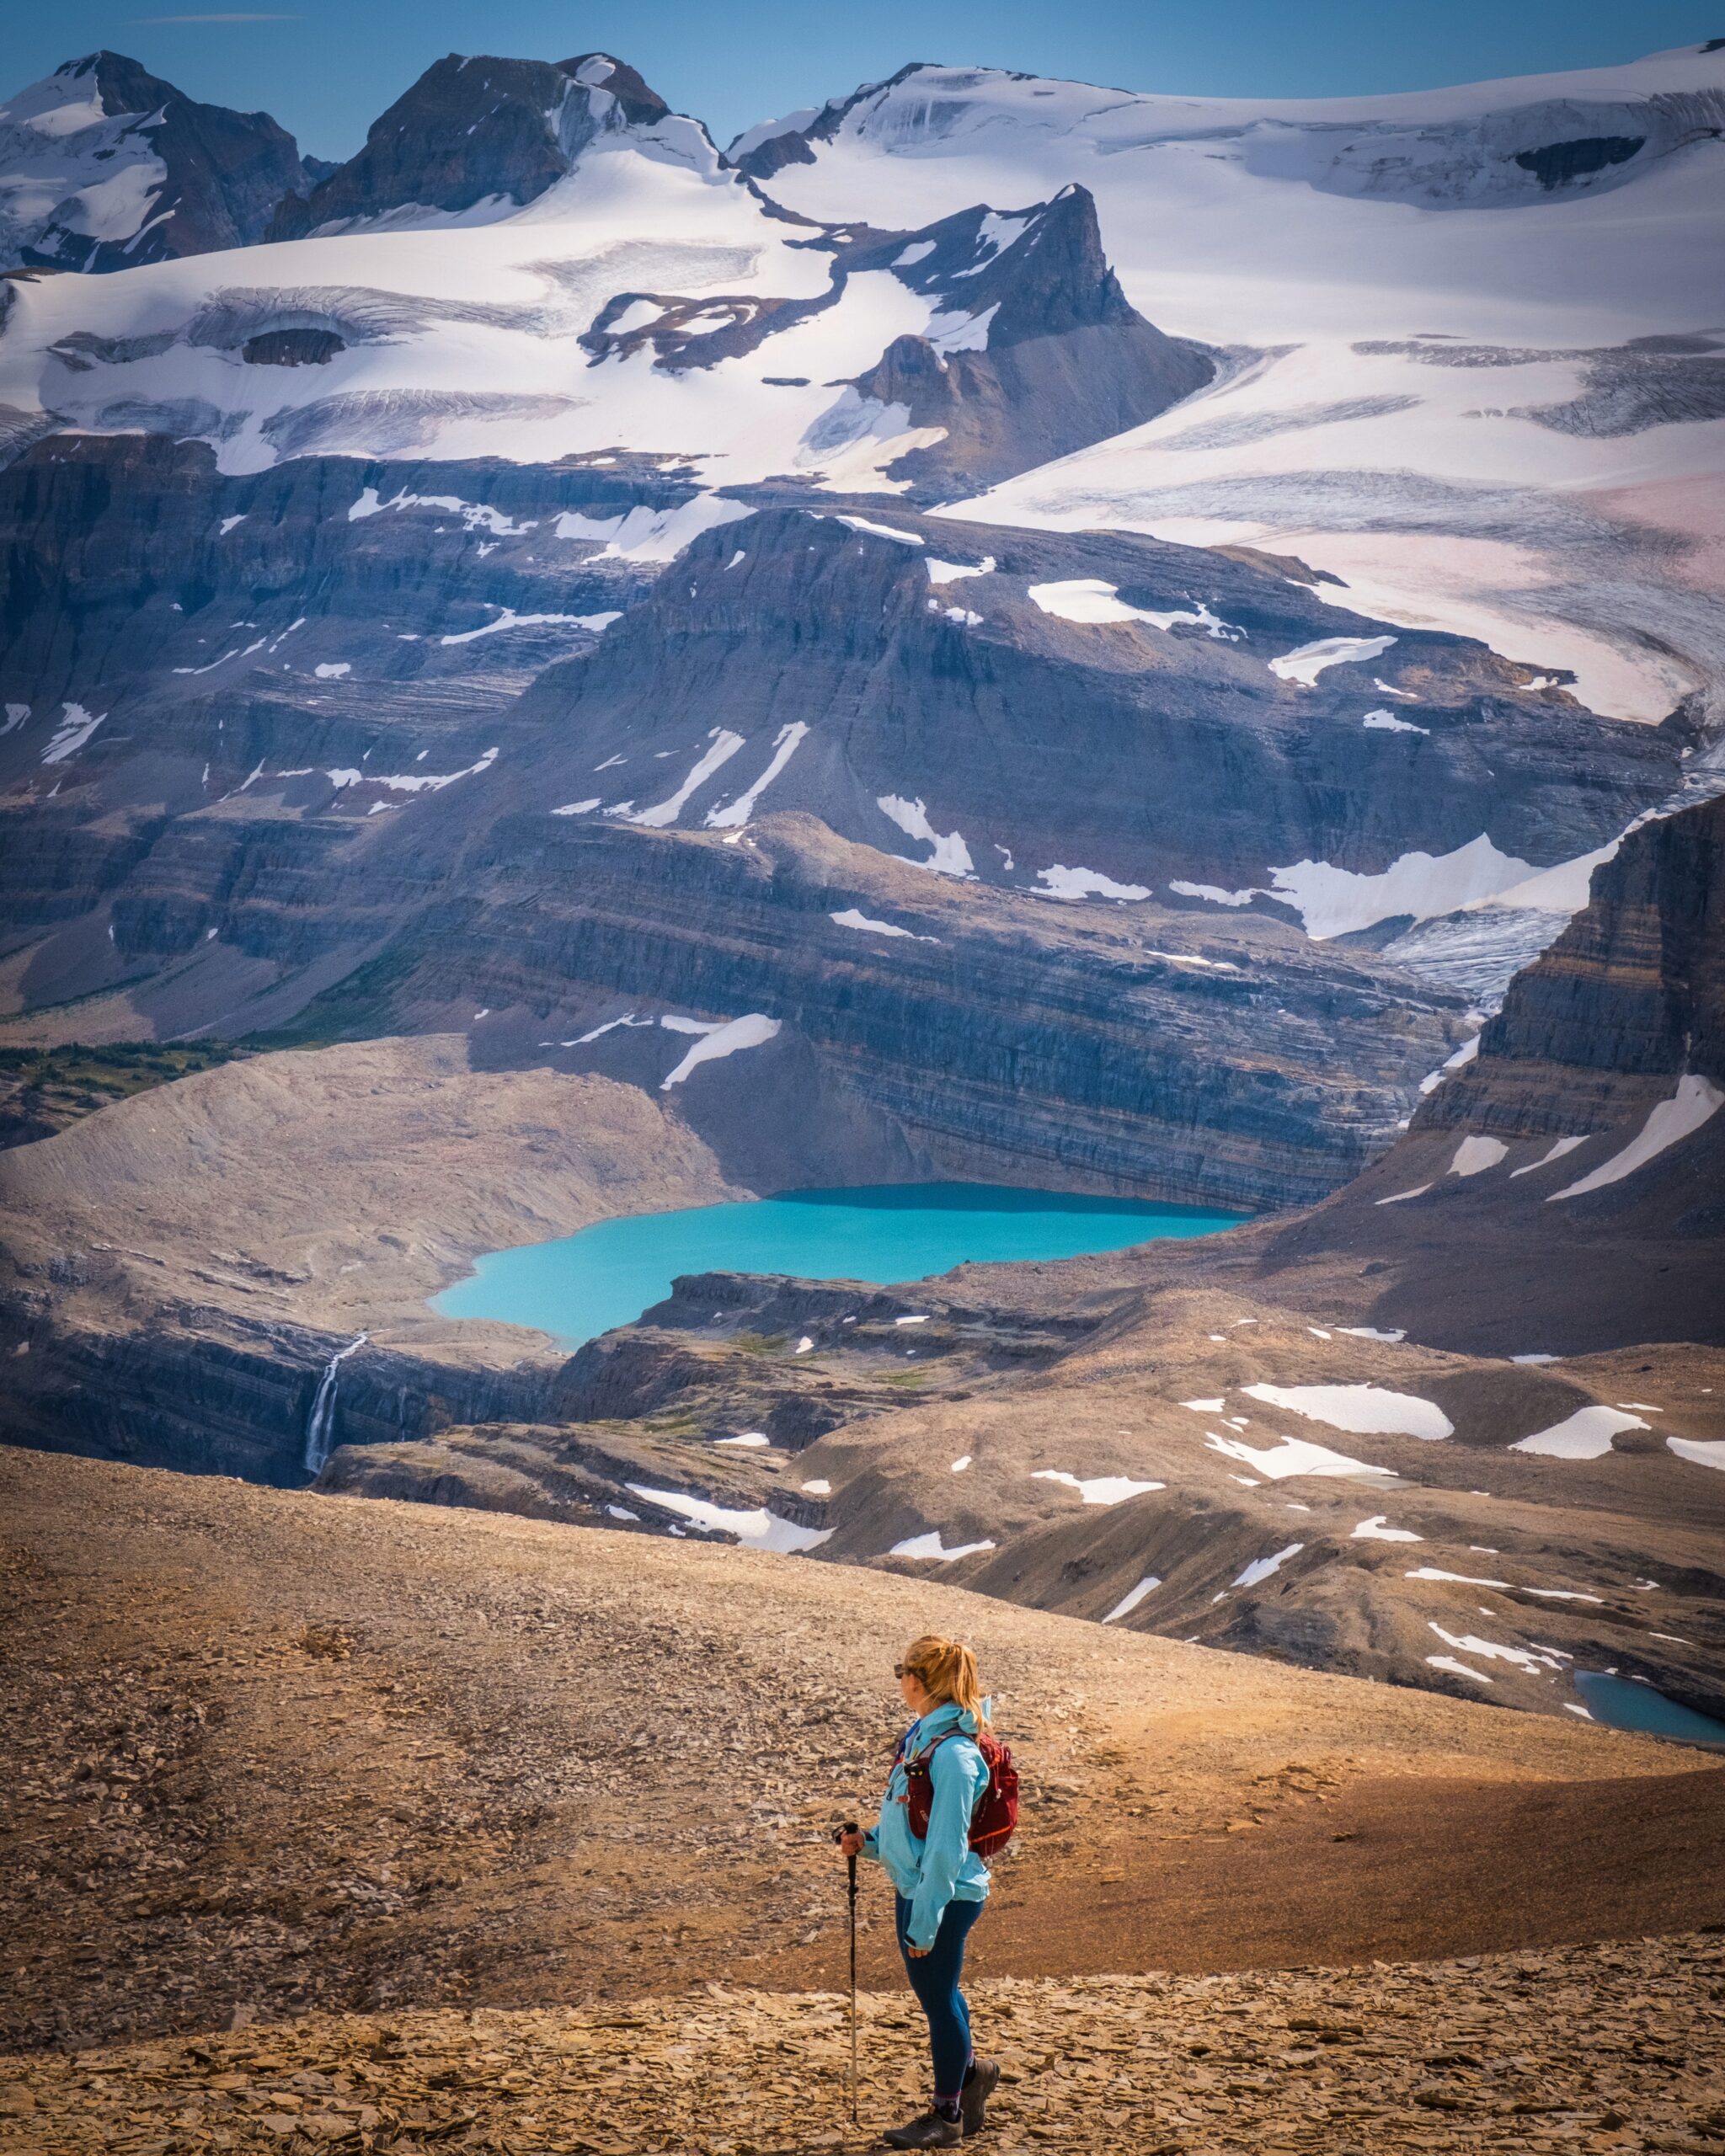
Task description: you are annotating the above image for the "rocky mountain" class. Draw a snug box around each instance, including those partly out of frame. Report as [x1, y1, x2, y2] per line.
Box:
[737, 43, 1725, 730]
[1, 34, 1722, 1740]
[0, 52, 317, 274]
[264, 51, 681, 239]
[1256, 789, 1725, 1353]
[831, 186, 1213, 495]
[298, 798, 1725, 1733]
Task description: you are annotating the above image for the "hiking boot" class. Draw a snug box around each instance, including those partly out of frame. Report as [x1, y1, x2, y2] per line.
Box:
[882, 2108, 963, 2148]
[961, 2057, 1001, 2137]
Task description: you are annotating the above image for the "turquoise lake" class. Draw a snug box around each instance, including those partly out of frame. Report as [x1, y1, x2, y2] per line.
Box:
[1573, 1671, 1725, 1748]
[433, 1181, 1247, 1348]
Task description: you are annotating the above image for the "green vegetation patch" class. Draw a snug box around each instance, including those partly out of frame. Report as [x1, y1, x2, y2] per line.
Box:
[0, 1039, 248, 1150]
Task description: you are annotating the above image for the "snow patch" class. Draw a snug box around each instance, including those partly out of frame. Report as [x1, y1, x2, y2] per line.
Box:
[660, 1012, 781, 1089]
[1511, 1134, 1588, 1177]
[556, 496, 750, 563]
[328, 746, 497, 795]
[876, 794, 974, 877]
[1034, 865, 1151, 902]
[1548, 1075, 1724, 1199]
[1207, 1432, 1392, 1481]
[1102, 1577, 1162, 1624]
[1170, 881, 1257, 908]
[626, 1485, 831, 1554]
[1234, 1543, 1304, 1588]
[574, 1013, 653, 1043]
[1428, 1655, 1493, 1684]
[1449, 1134, 1509, 1177]
[40, 703, 105, 766]
[890, 1530, 996, 1561]
[839, 515, 922, 545]
[1268, 635, 1396, 686]
[1509, 1406, 1648, 1459]
[1362, 709, 1429, 734]
[1267, 835, 1537, 940]
[705, 723, 809, 829]
[628, 729, 747, 827]
[440, 606, 611, 645]
[830, 907, 937, 943]
[1352, 1515, 1423, 1541]
[1027, 579, 1238, 638]
[1429, 1624, 1565, 1674]
[1030, 1470, 1165, 1505]
[1407, 1566, 1602, 1603]
[1241, 1383, 1453, 1438]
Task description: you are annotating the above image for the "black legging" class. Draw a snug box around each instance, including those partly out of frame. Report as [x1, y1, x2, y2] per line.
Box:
[895, 1893, 984, 2098]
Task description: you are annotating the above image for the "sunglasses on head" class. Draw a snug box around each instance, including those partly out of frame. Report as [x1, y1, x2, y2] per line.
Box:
[894, 1663, 915, 1679]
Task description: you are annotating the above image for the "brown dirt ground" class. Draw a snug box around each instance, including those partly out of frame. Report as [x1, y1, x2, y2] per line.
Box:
[3, 1449, 1722, 2064]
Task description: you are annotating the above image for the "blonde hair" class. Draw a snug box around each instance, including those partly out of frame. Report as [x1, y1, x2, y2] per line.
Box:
[903, 1635, 989, 1724]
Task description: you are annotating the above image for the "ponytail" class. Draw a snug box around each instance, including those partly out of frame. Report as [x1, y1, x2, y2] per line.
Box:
[902, 1635, 989, 1724]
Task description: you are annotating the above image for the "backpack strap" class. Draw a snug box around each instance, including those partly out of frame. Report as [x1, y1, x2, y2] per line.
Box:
[910, 1729, 959, 1771]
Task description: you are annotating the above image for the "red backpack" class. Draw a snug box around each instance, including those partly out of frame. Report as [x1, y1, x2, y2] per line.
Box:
[900, 1726, 1019, 1860]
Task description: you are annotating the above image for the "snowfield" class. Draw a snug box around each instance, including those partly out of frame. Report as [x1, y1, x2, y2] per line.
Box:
[734, 46, 1725, 719]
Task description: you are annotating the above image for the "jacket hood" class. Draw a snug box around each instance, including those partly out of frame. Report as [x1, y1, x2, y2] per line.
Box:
[912, 1694, 994, 1741]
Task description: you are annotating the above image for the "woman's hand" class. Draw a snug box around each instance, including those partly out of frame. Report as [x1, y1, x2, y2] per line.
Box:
[838, 1828, 867, 1858]
[906, 1943, 932, 1959]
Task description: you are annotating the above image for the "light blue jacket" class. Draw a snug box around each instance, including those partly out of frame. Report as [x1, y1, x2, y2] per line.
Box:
[862, 1697, 993, 1950]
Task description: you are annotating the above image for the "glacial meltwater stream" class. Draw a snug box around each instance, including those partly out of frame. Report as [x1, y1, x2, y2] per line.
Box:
[433, 1182, 1247, 1350]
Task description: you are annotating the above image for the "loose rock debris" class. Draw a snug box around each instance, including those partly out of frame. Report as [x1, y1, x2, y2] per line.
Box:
[3, 1930, 1721, 2154]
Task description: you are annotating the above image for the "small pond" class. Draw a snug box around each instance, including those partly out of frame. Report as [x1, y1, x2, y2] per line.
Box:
[1573, 1670, 1725, 1748]
[432, 1180, 1247, 1349]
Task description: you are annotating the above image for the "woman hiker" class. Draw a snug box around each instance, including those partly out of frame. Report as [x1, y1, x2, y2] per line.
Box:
[838, 1635, 1005, 2148]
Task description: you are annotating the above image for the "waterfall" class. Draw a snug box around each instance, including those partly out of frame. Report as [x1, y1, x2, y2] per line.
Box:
[303, 1333, 367, 1476]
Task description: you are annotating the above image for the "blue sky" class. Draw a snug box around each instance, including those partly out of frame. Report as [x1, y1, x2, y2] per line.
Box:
[3, 0, 1714, 161]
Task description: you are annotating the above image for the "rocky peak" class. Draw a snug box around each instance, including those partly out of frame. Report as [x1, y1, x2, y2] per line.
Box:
[838, 184, 1212, 495]
[727, 61, 940, 179]
[852, 184, 1136, 345]
[0, 50, 312, 272]
[553, 53, 670, 128]
[265, 51, 686, 240]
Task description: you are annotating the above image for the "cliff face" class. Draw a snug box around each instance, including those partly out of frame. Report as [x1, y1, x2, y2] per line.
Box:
[0, 452, 1685, 1213]
[332, 813, 1462, 1210]
[1256, 792, 1725, 1353]
[1417, 797, 1725, 1138]
[499, 503, 1677, 895]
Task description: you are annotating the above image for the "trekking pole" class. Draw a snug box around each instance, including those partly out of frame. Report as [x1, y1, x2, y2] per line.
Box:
[843, 1821, 860, 2123]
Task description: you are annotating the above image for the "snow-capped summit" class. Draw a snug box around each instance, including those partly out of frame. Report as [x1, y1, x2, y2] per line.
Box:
[734, 44, 1725, 216]
[267, 51, 713, 240]
[734, 42, 1725, 726]
[0, 51, 317, 274]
